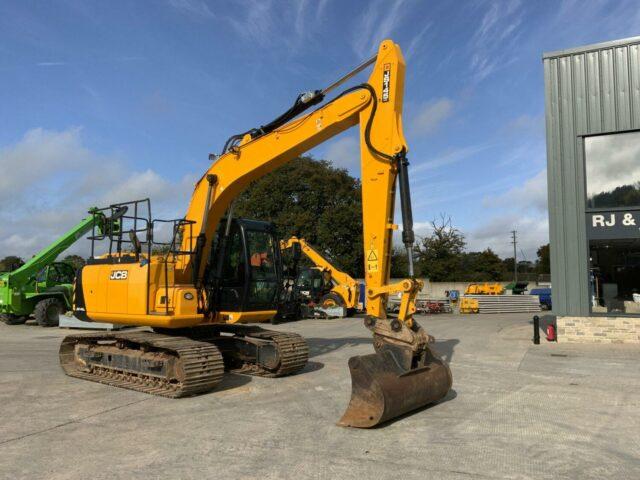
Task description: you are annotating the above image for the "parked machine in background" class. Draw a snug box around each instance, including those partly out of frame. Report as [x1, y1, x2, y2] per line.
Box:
[530, 287, 552, 310]
[461, 283, 504, 313]
[505, 281, 530, 294]
[465, 283, 505, 295]
[0, 210, 112, 326]
[279, 236, 361, 319]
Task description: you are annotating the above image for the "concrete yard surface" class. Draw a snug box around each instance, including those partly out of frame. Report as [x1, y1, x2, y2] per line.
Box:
[1, 313, 639, 480]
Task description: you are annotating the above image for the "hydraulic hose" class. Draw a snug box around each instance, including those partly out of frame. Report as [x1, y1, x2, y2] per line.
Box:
[221, 82, 393, 165]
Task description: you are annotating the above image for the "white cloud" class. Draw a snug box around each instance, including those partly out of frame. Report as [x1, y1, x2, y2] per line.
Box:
[411, 143, 490, 174]
[316, 0, 330, 19]
[223, 0, 329, 52]
[0, 128, 194, 260]
[469, 168, 550, 259]
[584, 132, 640, 198]
[405, 22, 432, 60]
[227, 0, 274, 44]
[324, 134, 360, 173]
[395, 213, 548, 260]
[504, 114, 543, 134]
[294, 0, 309, 38]
[467, 0, 523, 82]
[487, 169, 548, 213]
[0, 127, 91, 201]
[352, 0, 407, 58]
[466, 213, 548, 260]
[411, 98, 454, 136]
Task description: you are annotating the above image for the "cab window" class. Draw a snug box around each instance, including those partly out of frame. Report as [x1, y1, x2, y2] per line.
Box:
[246, 230, 278, 306]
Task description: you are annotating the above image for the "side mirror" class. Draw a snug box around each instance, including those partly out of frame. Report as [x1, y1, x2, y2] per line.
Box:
[292, 243, 302, 262]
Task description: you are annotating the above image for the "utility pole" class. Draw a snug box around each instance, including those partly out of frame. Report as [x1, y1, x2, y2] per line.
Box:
[511, 230, 517, 282]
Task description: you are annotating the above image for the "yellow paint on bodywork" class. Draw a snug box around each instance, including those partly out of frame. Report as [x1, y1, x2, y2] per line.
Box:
[79, 40, 421, 329]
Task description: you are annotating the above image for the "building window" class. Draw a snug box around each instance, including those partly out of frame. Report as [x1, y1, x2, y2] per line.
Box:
[585, 130, 640, 209]
[589, 239, 640, 314]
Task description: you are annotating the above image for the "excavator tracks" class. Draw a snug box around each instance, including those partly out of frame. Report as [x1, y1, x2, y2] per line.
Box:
[231, 330, 309, 377]
[59, 331, 225, 398]
[59, 327, 308, 398]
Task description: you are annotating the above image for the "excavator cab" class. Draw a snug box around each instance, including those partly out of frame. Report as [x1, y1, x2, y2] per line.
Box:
[210, 218, 282, 313]
[295, 267, 327, 301]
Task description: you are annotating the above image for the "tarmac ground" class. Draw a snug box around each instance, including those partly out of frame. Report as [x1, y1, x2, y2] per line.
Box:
[1, 313, 639, 479]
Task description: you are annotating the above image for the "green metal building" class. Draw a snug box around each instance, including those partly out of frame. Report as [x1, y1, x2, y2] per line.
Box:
[544, 35, 640, 342]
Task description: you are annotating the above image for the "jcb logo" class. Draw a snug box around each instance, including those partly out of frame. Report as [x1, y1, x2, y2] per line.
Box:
[109, 270, 128, 280]
[381, 63, 391, 102]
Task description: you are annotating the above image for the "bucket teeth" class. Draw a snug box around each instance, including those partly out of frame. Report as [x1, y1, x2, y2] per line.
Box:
[338, 347, 452, 428]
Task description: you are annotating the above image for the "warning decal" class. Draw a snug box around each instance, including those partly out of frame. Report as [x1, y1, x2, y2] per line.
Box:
[366, 249, 379, 272]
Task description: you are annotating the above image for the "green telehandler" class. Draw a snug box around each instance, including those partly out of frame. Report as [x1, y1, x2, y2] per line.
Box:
[0, 209, 113, 326]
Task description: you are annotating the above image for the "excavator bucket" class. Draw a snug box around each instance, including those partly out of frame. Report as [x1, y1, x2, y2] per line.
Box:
[338, 347, 452, 428]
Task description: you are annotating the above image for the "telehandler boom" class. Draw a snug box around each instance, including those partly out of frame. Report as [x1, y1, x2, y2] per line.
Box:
[60, 40, 452, 428]
[0, 209, 112, 326]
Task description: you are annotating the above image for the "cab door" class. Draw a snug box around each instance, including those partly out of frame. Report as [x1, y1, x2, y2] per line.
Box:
[214, 219, 281, 313]
[244, 227, 280, 310]
[217, 222, 248, 309]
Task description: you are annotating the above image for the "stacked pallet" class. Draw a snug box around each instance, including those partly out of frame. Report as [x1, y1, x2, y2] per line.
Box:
[463, 294, 541, 314]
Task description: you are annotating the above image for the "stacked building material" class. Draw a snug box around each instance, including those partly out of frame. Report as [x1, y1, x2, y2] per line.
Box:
[387, 293, 452, 314]
[462, 295, 541, 314]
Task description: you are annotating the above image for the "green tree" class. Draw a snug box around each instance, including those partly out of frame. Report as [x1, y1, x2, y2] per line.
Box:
[390, 246, 410, 278]
[502, 257, 515, 279]
[0, 256, 25, 272]
[459, 249, 505, 281]
[414, 216, 465, 281]
[588, 182, 640, 208]
[234, 156, 364, 276]
[62, 254, 85, 271]
[536, 244, 550, 274]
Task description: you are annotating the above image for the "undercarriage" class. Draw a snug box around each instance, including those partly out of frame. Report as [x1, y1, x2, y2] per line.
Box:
[60, 325, 309, 397]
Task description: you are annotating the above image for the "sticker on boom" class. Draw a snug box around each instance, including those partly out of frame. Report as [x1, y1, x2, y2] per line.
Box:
[110, 270, 128, 280]
[366, 249, 379, 272]
[381, 64, 391, 102]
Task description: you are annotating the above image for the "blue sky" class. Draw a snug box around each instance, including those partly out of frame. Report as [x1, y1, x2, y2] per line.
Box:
[1, 0, 639, 260]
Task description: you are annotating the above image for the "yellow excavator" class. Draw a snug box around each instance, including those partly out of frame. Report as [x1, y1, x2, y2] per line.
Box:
[59, 39, 452, 428]
[280, 236, 361, 316]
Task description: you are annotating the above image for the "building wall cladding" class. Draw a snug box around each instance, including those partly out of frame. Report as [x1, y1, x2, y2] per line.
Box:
[543, 36, 640, 317]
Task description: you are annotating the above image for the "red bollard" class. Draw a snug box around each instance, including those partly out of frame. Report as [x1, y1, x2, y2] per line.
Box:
[546, 324, 556, 342]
